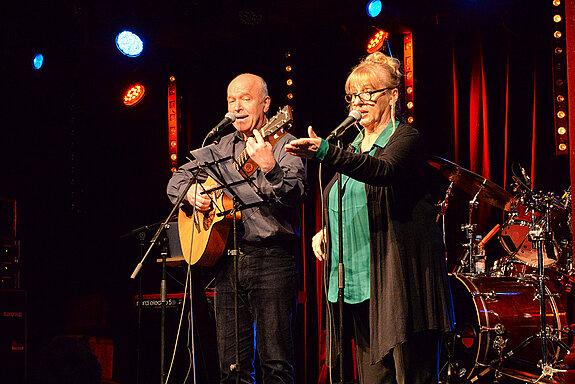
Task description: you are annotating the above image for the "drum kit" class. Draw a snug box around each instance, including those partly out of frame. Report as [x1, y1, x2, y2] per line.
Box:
[429, 156, 574, 384]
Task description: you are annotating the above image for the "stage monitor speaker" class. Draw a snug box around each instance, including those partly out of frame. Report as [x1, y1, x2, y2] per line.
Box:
[135, 291, 219, 384]
[0, 289, 26, 384]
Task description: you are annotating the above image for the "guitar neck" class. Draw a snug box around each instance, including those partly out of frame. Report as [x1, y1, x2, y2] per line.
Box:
[231, 106, 292, 176]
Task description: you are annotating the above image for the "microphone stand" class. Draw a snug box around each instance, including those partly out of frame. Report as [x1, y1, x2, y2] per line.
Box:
[120, 222, 162, 383]
[129, 164, 203, 384]
[326, 128, 351, 384]
[335, 137, 345, 384]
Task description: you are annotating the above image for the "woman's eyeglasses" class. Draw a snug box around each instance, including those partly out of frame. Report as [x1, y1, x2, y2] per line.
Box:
[344, 87, 393, 103]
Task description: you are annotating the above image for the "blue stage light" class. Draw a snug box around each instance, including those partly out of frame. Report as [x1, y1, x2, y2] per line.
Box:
[32, 53, 44, 69]
[115, 31, 144, 57]
[366, 0, 382, 17]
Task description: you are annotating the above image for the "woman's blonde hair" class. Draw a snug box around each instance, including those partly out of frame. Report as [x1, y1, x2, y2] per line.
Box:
[345, 52, 402, 93]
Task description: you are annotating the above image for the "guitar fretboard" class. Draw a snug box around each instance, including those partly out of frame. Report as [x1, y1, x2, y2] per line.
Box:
[231, 108, 289, 172]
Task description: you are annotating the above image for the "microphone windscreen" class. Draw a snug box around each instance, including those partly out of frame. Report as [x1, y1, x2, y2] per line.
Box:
[349, 110, 362, 121]
[225, 112, 236, 122]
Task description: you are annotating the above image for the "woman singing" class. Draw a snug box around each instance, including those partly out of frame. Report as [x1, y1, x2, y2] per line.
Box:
[285, 52, 454, 384]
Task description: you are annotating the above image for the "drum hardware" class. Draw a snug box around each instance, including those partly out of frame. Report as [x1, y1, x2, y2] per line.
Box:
[535, 365, 568, 383]
[505, 172, 571, 382]
[493, 336, 508, 353]
[534, 291, 560, 300]
[443, 274, 568, 384]
[429, 156, 517, 276]
[455, 185, 488, 275]
[472, 290, 497, 301]
[481, 324, 506, 334]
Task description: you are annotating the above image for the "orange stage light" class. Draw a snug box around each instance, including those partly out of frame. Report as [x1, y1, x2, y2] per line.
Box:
[367, 29, 389, 54]
[123, 84, 146, 106]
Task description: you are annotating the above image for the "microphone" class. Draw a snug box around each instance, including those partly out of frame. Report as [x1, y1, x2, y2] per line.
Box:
[203, 112, 236, 144]
[519, 164, 532, 188]
[325, 110, 362, 141]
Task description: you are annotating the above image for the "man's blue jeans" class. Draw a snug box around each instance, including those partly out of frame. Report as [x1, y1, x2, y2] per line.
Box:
[214, 243, 298, 383]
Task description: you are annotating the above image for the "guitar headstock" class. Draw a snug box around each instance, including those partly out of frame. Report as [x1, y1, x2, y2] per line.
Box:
[260, 105, 293, 138]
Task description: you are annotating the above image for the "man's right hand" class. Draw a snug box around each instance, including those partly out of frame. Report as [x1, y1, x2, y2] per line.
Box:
[186, 184, 212, 212]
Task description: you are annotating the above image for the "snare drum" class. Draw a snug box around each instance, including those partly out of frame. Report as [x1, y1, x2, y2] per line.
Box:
[445, 274, 567, 383]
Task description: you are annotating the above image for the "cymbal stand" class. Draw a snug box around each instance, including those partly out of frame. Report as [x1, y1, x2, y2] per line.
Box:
[529, 202, 552, 375]
[437, 182, 454, 262]
[455, 182, 484, 274]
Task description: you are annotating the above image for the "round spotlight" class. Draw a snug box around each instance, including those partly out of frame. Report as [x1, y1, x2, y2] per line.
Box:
[123, 84, 146, 106]
[367, 29, 388, 53]
[558, 127, 567, 135]
[32, 53, 44, 69]
[367, 0, 383, 18]
[559, 143, 567, 151]
[116, 31, 144, 57]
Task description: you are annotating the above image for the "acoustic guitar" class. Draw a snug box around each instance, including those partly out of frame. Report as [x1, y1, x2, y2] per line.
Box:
[178, 105, 293, 266]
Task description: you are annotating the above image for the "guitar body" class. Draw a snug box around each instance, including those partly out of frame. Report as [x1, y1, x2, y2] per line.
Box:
[178, 177, 240, 266]
[177, 105, 293, 266]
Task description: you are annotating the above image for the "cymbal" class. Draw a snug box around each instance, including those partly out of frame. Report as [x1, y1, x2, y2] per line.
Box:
[428, 156, 516, 211]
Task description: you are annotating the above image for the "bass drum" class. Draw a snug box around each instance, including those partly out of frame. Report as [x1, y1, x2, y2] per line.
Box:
[443, 274, 568, 383]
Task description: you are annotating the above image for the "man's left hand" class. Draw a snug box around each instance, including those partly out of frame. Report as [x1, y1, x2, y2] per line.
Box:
[246, 129, 276, 172]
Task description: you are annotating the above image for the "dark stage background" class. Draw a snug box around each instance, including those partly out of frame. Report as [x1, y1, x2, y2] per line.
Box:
[0, 0, 571, 383]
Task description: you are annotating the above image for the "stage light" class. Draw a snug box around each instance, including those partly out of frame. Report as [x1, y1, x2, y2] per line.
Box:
[552, 0, 568, 157]
[123, 84, 146, 106]
[283, 51, 295, 104]
[167, 77, 178, 172]
[403, 31, 415, 126]
[116, 31, 144, 57]
[32, 53, 44, 69]
[366, 0, 382, 17]
[367, 29, 388, 53]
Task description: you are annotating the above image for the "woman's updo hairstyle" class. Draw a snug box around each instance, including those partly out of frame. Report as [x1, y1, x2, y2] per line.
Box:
[345, 52, 402, 93]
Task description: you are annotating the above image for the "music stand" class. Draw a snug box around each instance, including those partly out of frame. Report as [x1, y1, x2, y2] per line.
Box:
[189, 145, 267, 384]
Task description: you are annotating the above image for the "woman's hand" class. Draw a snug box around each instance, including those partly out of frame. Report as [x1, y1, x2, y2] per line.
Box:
[311, 228, 327, 261]
[285, 126, 323, 159]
